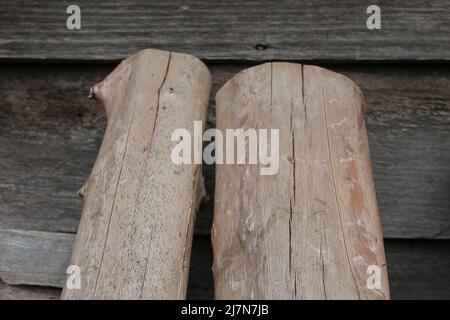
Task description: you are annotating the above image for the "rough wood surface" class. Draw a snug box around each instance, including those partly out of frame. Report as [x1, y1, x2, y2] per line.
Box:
[60, 49, 211, 299]
[1, 231, 449, 299]
[0, 229, 73, 287]
[1, 0, 450, 62]
[213, 63, 389, 299]
[0, 64, 449, 239]
[0, 280, 60, 300]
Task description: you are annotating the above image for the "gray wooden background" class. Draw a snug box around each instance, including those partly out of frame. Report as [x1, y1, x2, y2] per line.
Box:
[0, 0, 449, 299]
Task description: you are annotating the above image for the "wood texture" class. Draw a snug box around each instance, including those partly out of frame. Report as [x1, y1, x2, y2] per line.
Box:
[0, 280, 60, 300]
[1, 0, 450, 62]
[1, 231, 449, 299]
[60, 49, 211, 299]
[0, 229, 73, 287]
[213, 63, 389, 299]
[0, 64, 449, 239]
[1, 0, 449, 302]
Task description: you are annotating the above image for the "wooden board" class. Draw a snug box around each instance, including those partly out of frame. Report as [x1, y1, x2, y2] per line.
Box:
[1, 0, 450, 62]
[0, 280, 60, 300]
[0, 230, 449, 300]
[0, 229, 74, 287]
[0, 64, 449, 239]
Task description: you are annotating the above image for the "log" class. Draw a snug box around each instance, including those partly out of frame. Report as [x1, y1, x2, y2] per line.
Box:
[1, 64, 450, 239]
[61, 49, 211, 299]
[212, 63, 389, 299]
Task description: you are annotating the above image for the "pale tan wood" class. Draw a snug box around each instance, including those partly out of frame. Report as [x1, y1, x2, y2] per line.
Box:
[212, 63, 389, 300]
[61, 49, 211, 299]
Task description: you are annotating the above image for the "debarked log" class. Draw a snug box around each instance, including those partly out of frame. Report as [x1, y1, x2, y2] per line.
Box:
[212, 63, 389, 299]
[61, 49, 211, 299]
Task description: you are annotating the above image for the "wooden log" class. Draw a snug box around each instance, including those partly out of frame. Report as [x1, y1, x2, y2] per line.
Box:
[61, 49, 211, 299]
[212, 63, 389, 299]
[1, 64, 450, 239]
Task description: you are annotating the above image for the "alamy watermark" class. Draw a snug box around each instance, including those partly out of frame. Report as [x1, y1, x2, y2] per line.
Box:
[171, 121, 279, 176]
[66, 265, 81, 290]
[65, 263, 384, 291]
[66, 5, 81, 30]
[366, 5, 381, 30]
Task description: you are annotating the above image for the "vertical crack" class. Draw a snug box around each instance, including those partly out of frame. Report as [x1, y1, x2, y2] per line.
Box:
[289, 199, 293, 275]
[177, 165, 200, 298]
[139, 52, 172, 298]
[150, 52, 172, 143]
[301, 65, 307, 125]
[294, 273, 298, 299]
[320, 239, 328, 299]
[266, 62, 275, 298]
[289, 80, 296, 295]
[290, 99, 296, 204]
[321, 88, 361, 299]
[270, 63, 273, 107]
[320, 219, 328, 299]
[92, 64, 142, 299]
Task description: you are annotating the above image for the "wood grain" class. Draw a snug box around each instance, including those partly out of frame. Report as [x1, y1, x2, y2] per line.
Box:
[1, 231, 449, 299]
[212, 63, 388, 299]
[0, 64, 449, 239]
[1, 0, 450, 62]
[0, 229, 73, 287]
[0, 280, 60, 300]
[60, 49, 211, 299]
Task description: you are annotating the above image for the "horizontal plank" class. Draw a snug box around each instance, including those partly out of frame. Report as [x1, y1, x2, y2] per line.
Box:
[1, 64, 449, 239]
[1, 0, 450, 62]
[1, 229, 449, 299]
[385, 240, 450, 300]
[0, 280, 60, 300]
[0, 229, 74, 287]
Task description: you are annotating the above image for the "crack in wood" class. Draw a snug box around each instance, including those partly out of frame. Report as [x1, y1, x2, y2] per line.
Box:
[92, 62, 139, 298]
[139, 52, 172, 298]
[321, 87, 361, 300]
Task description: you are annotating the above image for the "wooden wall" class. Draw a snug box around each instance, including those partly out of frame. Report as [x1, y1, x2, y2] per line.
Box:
[0, 0, 449, 299]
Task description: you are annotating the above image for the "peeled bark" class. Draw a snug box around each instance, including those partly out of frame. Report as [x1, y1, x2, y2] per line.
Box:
[212, 63, 389, 299]
[61, 49, 211, 299]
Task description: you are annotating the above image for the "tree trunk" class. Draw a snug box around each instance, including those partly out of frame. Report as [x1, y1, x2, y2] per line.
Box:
[212, 63, 389, 299]
[61, 49, 211, 299]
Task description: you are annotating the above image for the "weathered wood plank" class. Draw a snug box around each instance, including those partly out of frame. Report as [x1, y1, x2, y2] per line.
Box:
[0, 64, 449, 239]
[0, 229, 74, 287]
[1, 230, 449, 299]
[386, 240, 450, 300]
[1, 0, 450, 62]
[0, 280, 60, 300]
